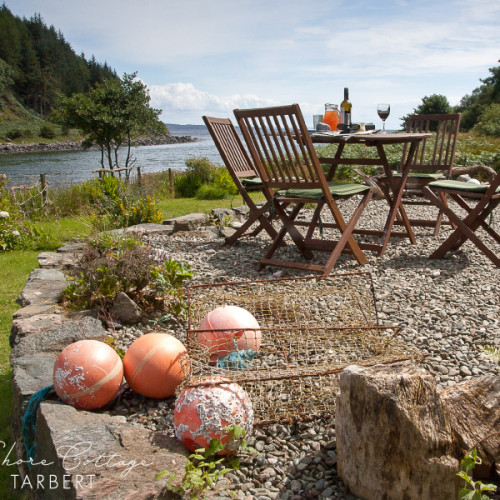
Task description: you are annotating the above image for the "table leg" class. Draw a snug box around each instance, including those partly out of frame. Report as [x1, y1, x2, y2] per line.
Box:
[376, 141, 418, 256]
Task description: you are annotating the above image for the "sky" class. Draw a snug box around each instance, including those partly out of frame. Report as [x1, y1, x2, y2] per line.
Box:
[7, 0, 500, 129]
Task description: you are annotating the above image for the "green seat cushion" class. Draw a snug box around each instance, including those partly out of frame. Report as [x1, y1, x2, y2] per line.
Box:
[241, 176, 263, 187]
[392, 172, 446, 179]
[282, 182, 371, 199]
[428, 180, 500, 194]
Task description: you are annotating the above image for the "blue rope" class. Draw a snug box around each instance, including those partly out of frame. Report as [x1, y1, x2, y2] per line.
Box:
[21, 385, 55, 469]
[216, 349, 258, 370]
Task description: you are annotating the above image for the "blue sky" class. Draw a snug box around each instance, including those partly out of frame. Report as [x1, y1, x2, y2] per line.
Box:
[7, 0, 500, 128]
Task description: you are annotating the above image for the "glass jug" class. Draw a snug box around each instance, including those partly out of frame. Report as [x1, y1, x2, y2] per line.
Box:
[323, 103, 340, 131]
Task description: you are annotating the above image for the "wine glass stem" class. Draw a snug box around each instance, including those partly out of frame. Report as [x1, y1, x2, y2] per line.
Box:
[382, 120, 386, 133]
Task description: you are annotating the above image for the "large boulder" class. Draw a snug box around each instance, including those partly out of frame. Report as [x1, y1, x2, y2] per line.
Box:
[440, 375, 500, 478]
[336, 363, 460, 500]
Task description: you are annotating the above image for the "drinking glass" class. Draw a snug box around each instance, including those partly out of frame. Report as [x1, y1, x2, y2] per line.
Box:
[377, 104, 390, 133]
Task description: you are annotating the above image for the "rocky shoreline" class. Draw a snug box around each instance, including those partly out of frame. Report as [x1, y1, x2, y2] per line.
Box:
[0, 134, 197, 154]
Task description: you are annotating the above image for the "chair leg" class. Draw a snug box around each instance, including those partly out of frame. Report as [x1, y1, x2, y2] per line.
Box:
[321, 190, 373, 275]
[423, 188, 500, 267]
[258, 202, 313, 270]
[224, 199, 278, 246]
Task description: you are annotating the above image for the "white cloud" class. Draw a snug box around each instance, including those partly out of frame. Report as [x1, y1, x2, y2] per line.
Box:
[149, 82, 278, 122]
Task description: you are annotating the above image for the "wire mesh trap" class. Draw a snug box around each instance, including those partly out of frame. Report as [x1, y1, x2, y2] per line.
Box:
[180, 272, 420, 425]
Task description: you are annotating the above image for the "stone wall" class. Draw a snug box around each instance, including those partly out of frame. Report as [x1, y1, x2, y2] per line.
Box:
[9, 231, 189, 499]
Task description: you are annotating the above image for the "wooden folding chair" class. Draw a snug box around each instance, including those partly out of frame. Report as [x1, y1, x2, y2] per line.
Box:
[203, 116, 279, 245]
[379, 113, 461, 235]
[423, 173, 500, 267]
[233, 104, 373, 276]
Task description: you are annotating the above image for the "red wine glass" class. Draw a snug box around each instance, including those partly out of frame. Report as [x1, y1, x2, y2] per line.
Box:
[377, 104, 390, 133]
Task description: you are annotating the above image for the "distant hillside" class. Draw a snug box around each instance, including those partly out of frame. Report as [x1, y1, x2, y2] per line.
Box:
[0, 4, 116, 120]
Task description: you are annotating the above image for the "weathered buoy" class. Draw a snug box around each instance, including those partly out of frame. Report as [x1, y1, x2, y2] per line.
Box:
[53, 340, 123, 410]
[174, 378, 254, 454]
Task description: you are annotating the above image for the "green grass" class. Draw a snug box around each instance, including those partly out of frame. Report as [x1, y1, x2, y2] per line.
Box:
[0, 250, 40, 499]
[157, 191, 266, 219]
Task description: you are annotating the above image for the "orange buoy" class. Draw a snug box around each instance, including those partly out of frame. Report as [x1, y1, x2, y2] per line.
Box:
[123, 333, 189, 399]
[174, 378, 253, 453]
[53, 340, 123, 410]
[198, 305, 261, 359]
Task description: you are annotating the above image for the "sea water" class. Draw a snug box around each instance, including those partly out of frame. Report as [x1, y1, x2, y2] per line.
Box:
[0, 124, 223, 188]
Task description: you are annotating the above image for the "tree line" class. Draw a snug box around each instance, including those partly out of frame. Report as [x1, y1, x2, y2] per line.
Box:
[402, 64, 500, 136]
[0, 3, 117, 117]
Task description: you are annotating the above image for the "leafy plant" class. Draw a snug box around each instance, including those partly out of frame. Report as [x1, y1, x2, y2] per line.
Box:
[156, 425, 254, 499]
[457, 447, 497, 499]
[63, 233, 193, 318]
[150, 259, 194, 318]
[482, 345, 500, 362]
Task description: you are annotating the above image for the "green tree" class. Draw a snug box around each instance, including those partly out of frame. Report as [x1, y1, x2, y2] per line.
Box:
[57, 73, 166, 174]
[401, 94, 452, 129]
[457, 64, 500, 130]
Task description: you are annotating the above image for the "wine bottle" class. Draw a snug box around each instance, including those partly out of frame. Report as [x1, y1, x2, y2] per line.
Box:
[340, 87, 352, 127]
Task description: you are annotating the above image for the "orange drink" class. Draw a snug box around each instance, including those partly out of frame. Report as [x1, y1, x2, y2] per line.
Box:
[323, 104, 340, 131]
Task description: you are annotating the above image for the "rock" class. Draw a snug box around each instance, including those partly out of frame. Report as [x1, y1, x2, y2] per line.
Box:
[11, 353, 58, 442]
[57, 241, 86, 253]
[336, 363, 459, 500]
[440, 375, 500, 478]
[211, 208, 235, 221]
[30, 402, 188, 498]
[110, 292, 144, 325]
[168, 213, 206, 232]
[10, 314, 66, 347]
[12, 303, 58, 320]
[17, 268, 68, 307]
[467, 178, 482, 185]
[124, 223, 173, 236]
[37, 251, 76, 270]
[10, 316, 108, 358]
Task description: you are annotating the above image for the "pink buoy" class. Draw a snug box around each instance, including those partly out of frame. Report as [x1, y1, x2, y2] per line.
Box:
[174, 378, 253, 454]
[53, 340, 123, 410]
[198, 305, 261, 359]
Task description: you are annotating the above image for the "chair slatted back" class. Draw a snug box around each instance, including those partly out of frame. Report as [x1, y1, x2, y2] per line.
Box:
[202, 116, 257, 180]
[233, 104, 326, 190]
[402, 113, 461, 174]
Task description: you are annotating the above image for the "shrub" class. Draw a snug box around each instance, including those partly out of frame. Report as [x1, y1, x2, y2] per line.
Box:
[195, 184, 227, 200]
[39, 124, 57, 139]
[185, 156, 215, 183]
[174, 157, 237, 198]
[6, 128, 22, 140]
[212, 168, 238, 196]
[473, 103, 500, 137]
[174, 172, 203, 198]
[63, 233, 194, 315]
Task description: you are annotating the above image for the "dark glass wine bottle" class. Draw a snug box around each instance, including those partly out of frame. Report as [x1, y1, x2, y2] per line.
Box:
[340, 87, 352, 127]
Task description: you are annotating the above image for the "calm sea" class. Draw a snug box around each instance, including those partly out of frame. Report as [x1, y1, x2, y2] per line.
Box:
[0, 124, 223, 188]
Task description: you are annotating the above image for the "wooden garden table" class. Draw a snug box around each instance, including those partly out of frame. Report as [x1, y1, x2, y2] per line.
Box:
[310, 131, 432, 256]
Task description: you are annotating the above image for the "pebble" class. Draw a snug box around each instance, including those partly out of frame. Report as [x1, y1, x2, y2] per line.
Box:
[102, 199, 499, 499]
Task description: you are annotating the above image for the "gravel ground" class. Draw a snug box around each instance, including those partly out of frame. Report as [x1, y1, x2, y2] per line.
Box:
[108, 197, 499, 499]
